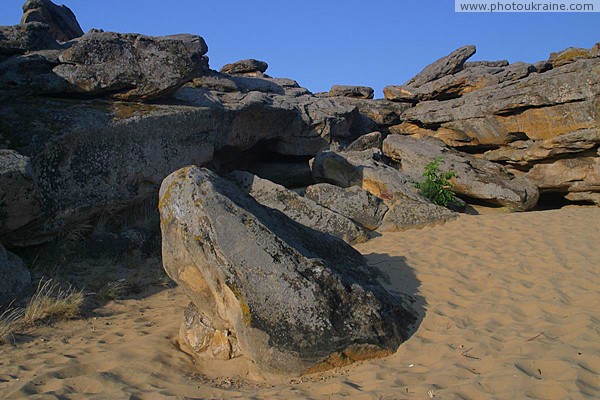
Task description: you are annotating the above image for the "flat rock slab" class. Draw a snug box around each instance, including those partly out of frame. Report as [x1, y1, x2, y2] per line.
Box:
[159, 166, 416, 376]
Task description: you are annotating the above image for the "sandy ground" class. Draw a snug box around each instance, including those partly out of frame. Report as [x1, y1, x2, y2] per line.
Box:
[0, 206, 599, 399]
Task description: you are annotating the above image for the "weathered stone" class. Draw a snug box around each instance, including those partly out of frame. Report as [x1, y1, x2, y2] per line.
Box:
[53, 31, 209, 100]
[564, 191, 600, 205]
[228, 171, 369, 244]
[310, 149, 422, 203]
[383, 85, 418, 103]
[21, 0, 84, 42]
[305, 183, 389, 230]
[345, 131, 384, 152]
[0, 150, 42, 233]
[220, 59, 268, 75]
[159, 166, 416, 376]
[526, 157, 600, 192]
[380, 199, 456, 231]
[0, 243, 31, 303]
[402, 58, 600, 147]
[483, 129, 600, 166]
[405, 45, 476, 88]
[0, 23, 58, 55]
[464, 60, 509, 68]
[382, 134, 539, 210]
[329, 97, 411, 127]
[549, 46, 599, 68]
[328, 85, 374, 99]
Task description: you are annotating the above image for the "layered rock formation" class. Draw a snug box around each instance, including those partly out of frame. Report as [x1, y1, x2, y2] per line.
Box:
[383, 43, 600, 205]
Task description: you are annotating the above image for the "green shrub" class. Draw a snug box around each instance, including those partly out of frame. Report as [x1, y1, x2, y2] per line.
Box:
[415, 158, 458, 207]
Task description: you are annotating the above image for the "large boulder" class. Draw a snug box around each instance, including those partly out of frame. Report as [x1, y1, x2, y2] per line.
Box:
[52, 31, 209, 100]
[159, 166, 416, 376]
[0, 150, 42, 233]
[304, 183, 389, 230]
[382, 134, 540, 211]
[228, 171, 369, 244]
[404, 45, 476, 88]
[21, 0, 84, 42]
[0, 244, 31, 303]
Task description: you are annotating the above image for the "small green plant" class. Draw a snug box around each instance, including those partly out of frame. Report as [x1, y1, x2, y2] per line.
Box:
[415, 158, 458, 207]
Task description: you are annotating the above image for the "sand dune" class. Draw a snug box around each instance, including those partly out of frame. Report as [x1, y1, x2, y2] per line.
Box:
[0, 206, 599, 399]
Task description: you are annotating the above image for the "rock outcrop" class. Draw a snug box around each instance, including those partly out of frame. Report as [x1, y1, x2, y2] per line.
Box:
[382, 135, 540, 210]
[228, 171, 369, 244]
[21, 0, 84, 42]
[159, 166, 416, 376]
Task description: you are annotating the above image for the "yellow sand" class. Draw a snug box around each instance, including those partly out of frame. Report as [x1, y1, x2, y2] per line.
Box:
[1, 206, 599, 399]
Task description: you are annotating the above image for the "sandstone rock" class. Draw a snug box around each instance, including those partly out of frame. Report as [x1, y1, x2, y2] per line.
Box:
[382, 134, 539, 210]
[564, 191, 600, 205]
[329, 97, 412, 127]
[229, 171, 369, 244]
[380, 200, 456, 231]
[345, 131, 384, 152]
[464, 60, 509, 68]
[402, 57, 600, 147]
[0, 150, 42, 233]
[21, 0, 84, 42]
[159, 166, 416, 376]
[383, 85, 418, 103]
[304, 183, 389, 230]
[0, 243, 31, 303]
[0, 23, 58, 55]
[53, 31, 209, 100]
[328, 85, 374, 99]
[220, 59, 268, 75]
[405, 45, 476, 88]
[483, 129, 600, 166]
[526, 157, 600, 192]
[549, 46, 599, 68]
[310, 149, 422, 203]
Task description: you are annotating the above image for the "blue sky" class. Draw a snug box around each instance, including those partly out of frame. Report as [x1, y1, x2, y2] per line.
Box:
[2, 0, 597, 96]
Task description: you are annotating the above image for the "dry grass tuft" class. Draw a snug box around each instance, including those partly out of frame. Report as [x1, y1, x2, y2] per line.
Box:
[0, 306, 24, 345]
[21, 280, 84, 327]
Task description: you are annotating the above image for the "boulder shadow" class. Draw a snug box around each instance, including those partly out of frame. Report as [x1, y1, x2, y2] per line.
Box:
[363, 252, 426, 338]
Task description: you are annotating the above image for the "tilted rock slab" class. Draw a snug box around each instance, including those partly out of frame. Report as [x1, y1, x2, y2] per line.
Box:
[228, 171, 369, 244]
[383, 134, 539, 211]
[159, 166, 416, 376]
[304, 183, 388, 230]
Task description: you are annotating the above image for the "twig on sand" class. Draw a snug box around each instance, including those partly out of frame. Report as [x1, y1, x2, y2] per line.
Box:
[526, 332, 544, 342]
[526, 332, 559, 342]
[461, 347, 481, 360]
